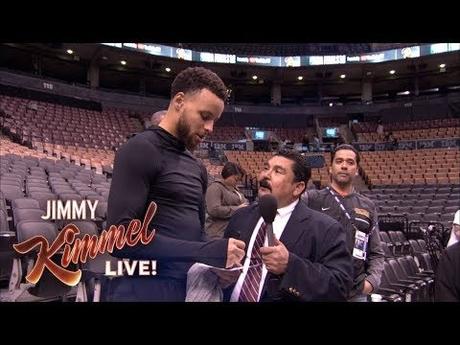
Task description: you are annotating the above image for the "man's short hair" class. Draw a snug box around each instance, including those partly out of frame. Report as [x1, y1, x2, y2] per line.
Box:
[331, 144, 361, 165]
[221, 162, 245, 179]
[171, 67, 228, 102]
[275, 150, 311, 186]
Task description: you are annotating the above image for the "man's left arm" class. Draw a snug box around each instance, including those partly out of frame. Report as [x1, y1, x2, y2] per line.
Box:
[262, 222, 353, 301]
[364, 207, 385, 293]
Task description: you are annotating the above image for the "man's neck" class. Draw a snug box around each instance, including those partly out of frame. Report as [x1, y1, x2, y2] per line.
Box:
[159, 118, 178, 138]
[330, 182, 354, 197]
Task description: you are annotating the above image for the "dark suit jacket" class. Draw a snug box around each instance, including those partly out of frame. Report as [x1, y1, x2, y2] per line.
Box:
[223, 199, 352, 301]
[435, 241, 460, 302]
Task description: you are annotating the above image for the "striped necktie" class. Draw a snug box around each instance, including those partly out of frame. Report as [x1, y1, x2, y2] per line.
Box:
[239, 222, 267, 302]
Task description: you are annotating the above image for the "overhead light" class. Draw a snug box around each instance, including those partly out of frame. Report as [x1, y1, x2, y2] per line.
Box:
[101, 56, 108, 60]
[340, 74, 346, 79]
[389, 70, 396, 75]
[66, 49, 73, 54]
[120, 60, 127, 65]
[297, 76, 303, 81]
[439, 63, 446, 68]
[397, 91, 410, 96]
[165, 67, 171, 72]
[329, 103, 333, 107]
[252, 75, 258, 80]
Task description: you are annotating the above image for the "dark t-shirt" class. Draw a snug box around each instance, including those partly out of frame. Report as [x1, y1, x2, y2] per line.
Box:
[107, 126, 227, 280]
[305, 187, 384, 297]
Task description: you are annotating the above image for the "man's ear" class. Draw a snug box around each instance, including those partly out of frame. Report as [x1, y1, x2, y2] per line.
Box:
[293, 181, 306, 198]
[172, 92, 185, 111]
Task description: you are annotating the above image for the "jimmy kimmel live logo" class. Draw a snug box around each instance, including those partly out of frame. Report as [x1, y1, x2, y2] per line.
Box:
[41, 200, 99, 220]
[13, 201, 158, 286]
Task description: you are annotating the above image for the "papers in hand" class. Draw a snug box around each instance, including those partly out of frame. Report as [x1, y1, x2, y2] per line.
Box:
[189, 263, 243, 273]
[211, 265, 245, 273]
[192, 263, 261, 274]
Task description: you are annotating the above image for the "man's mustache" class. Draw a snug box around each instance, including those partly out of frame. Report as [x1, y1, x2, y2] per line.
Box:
[259, 179, 272, 191]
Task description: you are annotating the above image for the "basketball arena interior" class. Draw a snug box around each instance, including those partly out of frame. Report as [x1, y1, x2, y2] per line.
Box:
[0, 42, 459, 302]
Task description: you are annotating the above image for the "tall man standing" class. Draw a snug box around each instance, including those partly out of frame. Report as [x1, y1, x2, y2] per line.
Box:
[304, 144, 384, 301]
[106, 67, 245, 301]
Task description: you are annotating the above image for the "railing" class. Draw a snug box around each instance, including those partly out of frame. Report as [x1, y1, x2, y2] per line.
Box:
[354, 137, 460, 151]
[378, 214, 408, 234]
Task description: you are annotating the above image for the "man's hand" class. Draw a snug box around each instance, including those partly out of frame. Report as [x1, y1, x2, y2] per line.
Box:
[226, 238, 246, 268]
[363, 280, 374, 294]
[259, 238, 289, 275]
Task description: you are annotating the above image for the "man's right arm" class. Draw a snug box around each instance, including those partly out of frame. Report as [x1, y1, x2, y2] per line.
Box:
[112, 233, 229, 267]
[107, 137, 153, 230]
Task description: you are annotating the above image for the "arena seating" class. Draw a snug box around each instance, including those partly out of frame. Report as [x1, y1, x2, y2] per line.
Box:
[360, 149, 460, 186]
[353, 118, 460, 143]
[1, 86, 459, 302]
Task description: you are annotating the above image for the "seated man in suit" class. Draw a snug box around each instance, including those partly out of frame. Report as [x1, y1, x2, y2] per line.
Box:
[222, 150, 353, 301]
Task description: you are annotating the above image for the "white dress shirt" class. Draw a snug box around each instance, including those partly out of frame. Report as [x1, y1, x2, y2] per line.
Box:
[230, 199, 299, 302]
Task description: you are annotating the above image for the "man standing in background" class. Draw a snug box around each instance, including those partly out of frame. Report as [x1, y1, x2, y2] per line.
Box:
[304, 144, 384, 301]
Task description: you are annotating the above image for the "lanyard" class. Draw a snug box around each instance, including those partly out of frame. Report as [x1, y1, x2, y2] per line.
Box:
[326, 187, 352, 220]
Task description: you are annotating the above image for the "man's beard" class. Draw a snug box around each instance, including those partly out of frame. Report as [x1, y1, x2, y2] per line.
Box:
[332, 173, 352, 187]
[177, 114, 197, 151]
